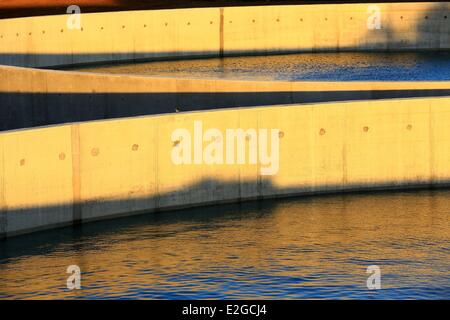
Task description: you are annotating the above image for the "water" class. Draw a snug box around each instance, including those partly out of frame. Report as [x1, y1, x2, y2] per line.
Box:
[74, 51, 450, 81]
[0, 189, 449, 299]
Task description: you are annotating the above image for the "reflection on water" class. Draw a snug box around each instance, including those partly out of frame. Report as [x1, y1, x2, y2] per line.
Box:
[74, 52, 450, 81]
[0, 189, 449, 299]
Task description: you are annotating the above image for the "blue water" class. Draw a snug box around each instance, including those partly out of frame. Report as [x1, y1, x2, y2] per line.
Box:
[77, 51, 450, 81]
[0, 189, 449, 299]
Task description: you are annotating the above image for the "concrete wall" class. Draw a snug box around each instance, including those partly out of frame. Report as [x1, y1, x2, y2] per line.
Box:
[2, 64, 450, 131]
[0, 2, 449, 68]
[1, 95, 450, 238]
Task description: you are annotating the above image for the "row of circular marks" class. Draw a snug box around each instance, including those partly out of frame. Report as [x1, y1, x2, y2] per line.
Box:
[17, 144, 139, 166]
[318, 124, 413, 136]
[16, 124, 416, 166]
[1, 14, 448, 39]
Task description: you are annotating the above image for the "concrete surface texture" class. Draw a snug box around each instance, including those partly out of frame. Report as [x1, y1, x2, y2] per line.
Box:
[1, 2, 450, 238]
[0, 2, 449, 67]
[1, 96, 450, 238]
[1, 64, 450, 131]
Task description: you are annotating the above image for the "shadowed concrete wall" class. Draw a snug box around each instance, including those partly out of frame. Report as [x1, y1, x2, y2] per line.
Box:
[1, 96, 450, 238]
[2, 64, 450, 131]
[0, 2, 449, 68]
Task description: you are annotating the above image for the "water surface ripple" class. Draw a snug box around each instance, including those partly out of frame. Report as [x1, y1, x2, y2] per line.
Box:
[75, 52, 450, 81]
[0, 190, 449, 299]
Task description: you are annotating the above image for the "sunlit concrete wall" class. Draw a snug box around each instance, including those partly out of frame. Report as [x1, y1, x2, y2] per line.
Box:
[2, 64, 450, 131]
[1, 96, 450, 238]
[0, 2, 449, 68]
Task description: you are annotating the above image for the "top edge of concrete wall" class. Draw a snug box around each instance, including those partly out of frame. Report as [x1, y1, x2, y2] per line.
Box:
[3, 2, 449, 23]
[2, 63, 450, 94]
[1, 62, 450, 133]
[0, 2, 449, 68]
[1, 94, 450, 136]
[1, 2, 447, 20]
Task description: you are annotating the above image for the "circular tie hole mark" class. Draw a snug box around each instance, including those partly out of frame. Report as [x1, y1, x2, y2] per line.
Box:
[276, 18, 280, 22]
[143, 24, 147, 28]
[406, 124, 413, 131]
[42, 30, 46, 34]
[319, 128, 326, 136]
[20, 159, 26, 166]
[252, 19, 256, 23]
[59, 153, 66, 160]
[400, 16, 404, 20]
[425, 16, 429, 20]
[445, 16, 448, 19]
[132, 144, 139, 151]
[165, 22, 168, 26]
[60, 29, 64, 33]
[91, 148, 100, 157]
[122, 25, 126, 29]
[300, 18, 303, 22]
[278, 131, 285, 138]
[210, 21, 214, 25]
[363, 126, 370, 133]
[187, 22, 191, 26]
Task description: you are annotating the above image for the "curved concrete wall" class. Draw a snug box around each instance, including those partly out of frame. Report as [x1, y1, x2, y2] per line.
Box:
[1, 95, 450, 238]
[0, 2, 449, 68]
[2, 64, 450, 131]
